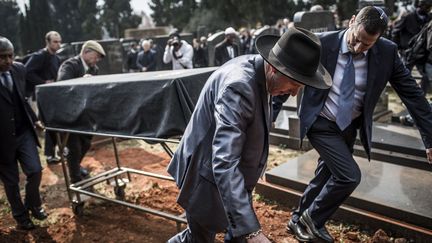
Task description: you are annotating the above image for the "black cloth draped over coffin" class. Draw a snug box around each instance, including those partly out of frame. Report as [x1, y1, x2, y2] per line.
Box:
[36, 67, 217, 138]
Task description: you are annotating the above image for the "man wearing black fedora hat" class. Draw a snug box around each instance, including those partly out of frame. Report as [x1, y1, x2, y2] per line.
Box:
[166, 27, 331, 243]
[273, 6, 432, 243]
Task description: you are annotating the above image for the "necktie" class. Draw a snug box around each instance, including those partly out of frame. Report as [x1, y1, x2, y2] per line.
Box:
[336, 53, 355, 131]
[1, 72, 13, 93]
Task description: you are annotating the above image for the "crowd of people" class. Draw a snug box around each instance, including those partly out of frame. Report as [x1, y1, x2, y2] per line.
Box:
[1, 3, 432, 243]
[124, 26, 263, 73]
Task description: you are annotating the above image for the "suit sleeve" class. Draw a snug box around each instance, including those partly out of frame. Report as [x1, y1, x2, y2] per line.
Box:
[136, 52, 143, 70]
[177, 44, 193, 68]
[25, 52, 46, 86]
[272, 94, 290, 122]
[212, 83, 260, 237]
[57, 62, 76, 81]
[389, 44, 432, 148]
[15, 64, 38, 123]
[391, 16, 406, 47]
[163, 45, 172, 64]
[147, 51, 157, 71]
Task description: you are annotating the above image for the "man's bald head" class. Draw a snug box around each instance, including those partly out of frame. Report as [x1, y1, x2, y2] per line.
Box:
[0, 36, 14, 72]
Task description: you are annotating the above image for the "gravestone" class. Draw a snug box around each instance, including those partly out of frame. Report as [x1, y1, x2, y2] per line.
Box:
[293, 10, 336, 33]
[253, 26, 279, 37]
[261, 149, 432, 240]
[124, 27, 169, 40]
[207, 32, 224, 67]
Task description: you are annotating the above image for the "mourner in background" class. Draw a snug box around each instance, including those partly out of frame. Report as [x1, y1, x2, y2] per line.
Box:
[57, 40, 106, 184]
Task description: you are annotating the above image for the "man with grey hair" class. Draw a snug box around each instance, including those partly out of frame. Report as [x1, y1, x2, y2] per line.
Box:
[0, 36, 47, 230]
[136, 39, 156, 72]
[25, 30, 62, 165]
[57, 40, 105, 183]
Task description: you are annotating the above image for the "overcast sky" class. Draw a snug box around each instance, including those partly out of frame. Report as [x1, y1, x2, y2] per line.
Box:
[16, 0, 153, 15]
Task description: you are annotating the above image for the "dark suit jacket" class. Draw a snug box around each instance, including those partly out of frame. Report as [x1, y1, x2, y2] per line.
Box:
[167, 55, 270, 237]
[215, 40, 239, 66]
[392, 11, 430, 49]
[136, 50, 156, 71]
[25, 48, 60, 97]
[57, 55, 98, 81]
[0, 62, 39, 164]
[299, 30, 432, 158]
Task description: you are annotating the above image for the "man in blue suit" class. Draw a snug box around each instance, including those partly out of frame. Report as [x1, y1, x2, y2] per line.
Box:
[280, 6, 432, 242]
[167, 27, 332, 243]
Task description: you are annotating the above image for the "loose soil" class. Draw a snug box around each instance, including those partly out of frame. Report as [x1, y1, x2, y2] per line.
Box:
[0, 139, 404, 243]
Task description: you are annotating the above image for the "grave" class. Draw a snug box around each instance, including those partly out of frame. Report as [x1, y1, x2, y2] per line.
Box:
[257, 150, 432, 242]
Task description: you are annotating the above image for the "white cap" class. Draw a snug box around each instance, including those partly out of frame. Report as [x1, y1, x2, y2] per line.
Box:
[225, 27, 237, 35]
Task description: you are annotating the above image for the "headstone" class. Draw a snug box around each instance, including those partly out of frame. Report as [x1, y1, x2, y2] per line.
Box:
[207, 32, 224, 67]
[124, 27, 169, 40]
[293, 10, 336, 33]
[264, 149, 432, 231]
[253, 26, 279, 37]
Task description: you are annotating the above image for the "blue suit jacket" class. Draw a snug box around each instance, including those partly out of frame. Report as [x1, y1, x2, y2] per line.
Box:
[299, 30, 432, 158]
[167, 55, 270, 236]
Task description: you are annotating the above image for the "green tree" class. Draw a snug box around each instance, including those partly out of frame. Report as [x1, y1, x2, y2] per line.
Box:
[337, 0, 357, 22]
[0, 0, 22, 53]
[149, 0, 173, 26]
[79, 0, 101, 40]
[100, 0, 141, 38]
[20, 0, 52, 53]
[50, 0, 83, 43]
[150, 0, 196, 31]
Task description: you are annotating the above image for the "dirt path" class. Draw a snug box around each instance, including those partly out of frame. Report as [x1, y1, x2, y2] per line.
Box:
[0, 140, 399, 242]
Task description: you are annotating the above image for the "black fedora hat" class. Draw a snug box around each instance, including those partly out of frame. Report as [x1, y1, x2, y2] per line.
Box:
[256, 27, 332, 89]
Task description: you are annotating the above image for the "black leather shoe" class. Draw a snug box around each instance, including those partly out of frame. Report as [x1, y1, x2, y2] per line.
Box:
[299, 210, 334, 243]
[16, 218, 35, 230]
[28, 206, 48, 220]
[80, 167, 90, 178]
[46, 156, 61, 165]
[287, 219, 315, 242]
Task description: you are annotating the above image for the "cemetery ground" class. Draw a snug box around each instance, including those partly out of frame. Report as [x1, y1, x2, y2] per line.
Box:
[0, 88, 420, 242]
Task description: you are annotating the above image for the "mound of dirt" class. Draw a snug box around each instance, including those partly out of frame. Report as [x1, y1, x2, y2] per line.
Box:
[0, 141, 394, 242]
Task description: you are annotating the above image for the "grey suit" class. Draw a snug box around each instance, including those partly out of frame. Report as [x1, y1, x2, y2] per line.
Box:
[167, 55, 272, 241]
